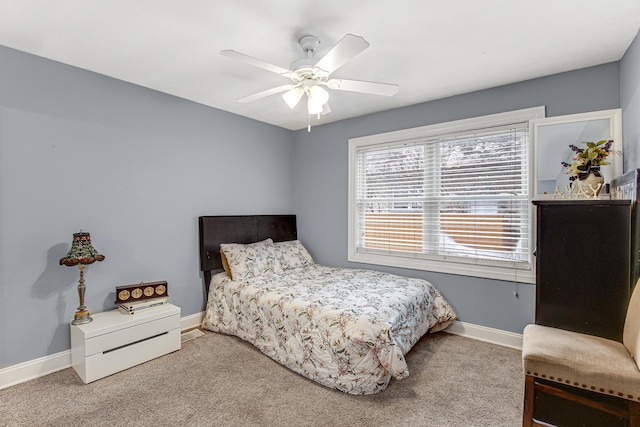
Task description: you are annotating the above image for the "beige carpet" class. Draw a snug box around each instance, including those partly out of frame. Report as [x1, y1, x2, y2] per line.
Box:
[0, 331, 523, 427]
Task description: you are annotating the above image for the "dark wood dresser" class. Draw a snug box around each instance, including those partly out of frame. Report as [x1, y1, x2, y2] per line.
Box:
[532, 199, 632, 342]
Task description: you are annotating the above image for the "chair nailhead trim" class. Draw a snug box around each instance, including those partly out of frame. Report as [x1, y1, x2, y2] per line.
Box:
[528, 373, 637, 402]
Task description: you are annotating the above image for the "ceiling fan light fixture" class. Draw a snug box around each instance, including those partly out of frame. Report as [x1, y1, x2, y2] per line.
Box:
[282, 87, 303, 108]
[308, 85, 329, 106]
[307, 97, 324, 115]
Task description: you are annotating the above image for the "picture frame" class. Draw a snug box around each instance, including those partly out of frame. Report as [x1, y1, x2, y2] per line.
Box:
[530, 108, 623, 197]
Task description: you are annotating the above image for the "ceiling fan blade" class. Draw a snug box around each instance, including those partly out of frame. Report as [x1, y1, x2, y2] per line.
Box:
[326, 78, 398, 97]
[237, 84, 296, 103]
[221, 49, 294, 77]
[313, 34, 369, 75]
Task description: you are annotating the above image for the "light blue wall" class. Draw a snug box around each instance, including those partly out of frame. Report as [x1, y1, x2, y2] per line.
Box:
[2, 34, 637, 369]
[292, 63, 621, 334]
[0, 46, 294, 368]
[621, 30, 640, 171]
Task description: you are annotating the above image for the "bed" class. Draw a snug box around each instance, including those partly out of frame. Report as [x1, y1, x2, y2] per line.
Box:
[199, 215, 457, 395]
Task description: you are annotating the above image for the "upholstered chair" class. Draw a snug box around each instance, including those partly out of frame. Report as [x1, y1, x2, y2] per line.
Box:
[522, 281, 640, 426]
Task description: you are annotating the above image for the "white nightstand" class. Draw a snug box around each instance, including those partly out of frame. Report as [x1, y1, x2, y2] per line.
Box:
[70, 303, 181, 383]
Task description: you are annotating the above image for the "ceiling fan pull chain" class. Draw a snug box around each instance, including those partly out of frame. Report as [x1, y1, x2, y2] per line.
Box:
[307, 114, 311, 132]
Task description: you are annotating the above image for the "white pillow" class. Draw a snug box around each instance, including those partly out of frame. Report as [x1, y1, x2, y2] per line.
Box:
[220, 238, 282, 280]
[273, 240, 314, 270]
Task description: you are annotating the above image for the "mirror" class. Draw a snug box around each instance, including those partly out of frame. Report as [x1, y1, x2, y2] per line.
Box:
[530, 109, 622, 196]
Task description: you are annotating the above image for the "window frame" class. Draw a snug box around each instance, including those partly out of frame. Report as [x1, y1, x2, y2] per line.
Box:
[347, 106, 545, 284]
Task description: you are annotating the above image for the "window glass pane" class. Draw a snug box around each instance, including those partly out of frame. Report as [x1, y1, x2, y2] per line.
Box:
[357, 144, 425, 253]
[354, 124, 530, 270]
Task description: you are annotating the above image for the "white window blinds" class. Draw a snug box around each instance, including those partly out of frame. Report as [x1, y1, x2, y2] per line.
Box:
[354, 124, 531, 270]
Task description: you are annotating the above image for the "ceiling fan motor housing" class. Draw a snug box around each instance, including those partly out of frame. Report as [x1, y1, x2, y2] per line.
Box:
[289, 35, 329, 80]
[299, 35, 320, 55]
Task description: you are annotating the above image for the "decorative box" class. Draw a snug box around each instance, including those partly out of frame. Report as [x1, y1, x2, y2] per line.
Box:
[115, 280, 168, 304]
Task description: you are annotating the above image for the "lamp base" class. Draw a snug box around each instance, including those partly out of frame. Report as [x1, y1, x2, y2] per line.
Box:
[72, 309, 93, 325]
[71, 265, 93, 325]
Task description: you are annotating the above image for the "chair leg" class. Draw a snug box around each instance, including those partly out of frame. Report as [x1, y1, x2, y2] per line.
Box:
[523, 375, 535, 427]
[629, 400, 640, 427]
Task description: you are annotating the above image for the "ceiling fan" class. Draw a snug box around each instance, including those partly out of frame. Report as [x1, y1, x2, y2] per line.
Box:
[221, 34, 399, 126]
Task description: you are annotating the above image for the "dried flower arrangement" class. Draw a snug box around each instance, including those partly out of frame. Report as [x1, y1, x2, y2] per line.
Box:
[561, 139, 614, 181]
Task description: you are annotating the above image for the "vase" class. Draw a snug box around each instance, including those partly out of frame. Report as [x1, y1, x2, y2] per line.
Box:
[578, 173, 605, 197]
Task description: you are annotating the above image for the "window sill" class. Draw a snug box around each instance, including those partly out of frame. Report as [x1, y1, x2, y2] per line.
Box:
[348, 251, 536, 284]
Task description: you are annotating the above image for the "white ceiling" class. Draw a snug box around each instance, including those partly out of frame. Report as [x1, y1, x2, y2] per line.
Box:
[1, 1, 639, 131]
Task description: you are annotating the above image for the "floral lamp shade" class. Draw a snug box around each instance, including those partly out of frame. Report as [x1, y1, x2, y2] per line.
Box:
[60, 231, 105, 325]
[60, 232, 105, 266]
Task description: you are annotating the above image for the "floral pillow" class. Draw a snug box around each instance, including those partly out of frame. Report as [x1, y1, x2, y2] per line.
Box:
[273, 240, 315, 270]
[220, 238, 282, 280]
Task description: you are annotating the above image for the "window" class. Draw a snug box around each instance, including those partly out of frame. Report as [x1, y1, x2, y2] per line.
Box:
[348, 107, 545, 283]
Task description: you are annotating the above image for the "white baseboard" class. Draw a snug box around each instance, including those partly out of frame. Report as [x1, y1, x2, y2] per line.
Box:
[444, 320, 523, 350]
[181, 310, 204, 331]
[0, 311, 206, 391]
[0, 350, 72, 391]
[1, 314, 518, 390]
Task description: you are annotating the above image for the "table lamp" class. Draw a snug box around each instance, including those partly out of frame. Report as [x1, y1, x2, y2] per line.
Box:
[60, 231, 105, 325]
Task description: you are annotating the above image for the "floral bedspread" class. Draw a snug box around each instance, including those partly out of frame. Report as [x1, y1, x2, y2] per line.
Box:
[201, 265, 457, 394]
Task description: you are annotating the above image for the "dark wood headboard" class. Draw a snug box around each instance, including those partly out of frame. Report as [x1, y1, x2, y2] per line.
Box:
[198, 215, 297, 297]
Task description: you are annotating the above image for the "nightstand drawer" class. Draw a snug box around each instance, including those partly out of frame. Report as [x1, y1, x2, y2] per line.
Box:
[80, 328, 180, 383]
[83, 313, 179, 356]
